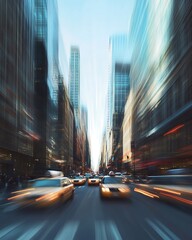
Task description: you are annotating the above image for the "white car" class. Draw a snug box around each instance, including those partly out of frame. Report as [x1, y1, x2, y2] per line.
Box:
[100, 176, 131, 199]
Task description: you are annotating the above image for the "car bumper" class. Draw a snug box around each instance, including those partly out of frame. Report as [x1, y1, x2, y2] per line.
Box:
[73, 181, 85, 186]
[88, 181, 100, 185]
[100, 191, 130, 198]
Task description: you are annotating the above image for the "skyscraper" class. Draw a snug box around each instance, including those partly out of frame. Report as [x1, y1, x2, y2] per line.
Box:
[106, 35, 130, 162]
[112, 63, 130, 154]
[129, 0, 192, 175]
[69, 46, 80, 120]
[0, 0, 35, 176]
[33, 0, 49, 174]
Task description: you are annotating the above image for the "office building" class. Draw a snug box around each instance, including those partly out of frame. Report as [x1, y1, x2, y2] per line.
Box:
[106, 35, 130, 166]
[130, 0, 192, 174]
[0, 0, 35, 177]
[69, 46, 80, 120]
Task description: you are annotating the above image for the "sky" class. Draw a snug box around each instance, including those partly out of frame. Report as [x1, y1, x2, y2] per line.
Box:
[58, 0, 135, 171]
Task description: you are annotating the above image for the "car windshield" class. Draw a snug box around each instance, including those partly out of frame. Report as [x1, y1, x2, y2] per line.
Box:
[74, 176, 84, 179]
[103, 177, 124, 184]
[32, 179, 61, 187]
[89, 176, 99, 179]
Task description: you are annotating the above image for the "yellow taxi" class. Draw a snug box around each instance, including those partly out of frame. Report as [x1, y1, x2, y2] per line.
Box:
[71, 176, 86, 186]
[100, 172, 131, 199]
[88, 175, 100, 186]
[8, 177, 74, 207]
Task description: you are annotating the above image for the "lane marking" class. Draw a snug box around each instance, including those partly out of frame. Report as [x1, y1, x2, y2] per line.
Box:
[107, 221, 123, 240]
[0, 223, 22, 238]
[18, 222, 46, 240]
[95, 221, 107, 240]
[95, 221, 122, 240]
[146, 219, 172, 240]
[155, 220, 180, 240]
[54, 221, 79, 240]
[39, 221, 59, 240]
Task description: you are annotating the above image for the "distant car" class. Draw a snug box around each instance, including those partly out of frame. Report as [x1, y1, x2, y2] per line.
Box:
[99, 174, 104, 180]
[84, 173, 92, 179]
[8, 177, 74, 207]
[88, 176, 100, 186]
[115, 172, 122, 176]
[71, 176, 86, 186]
[123, 175, 133, 183]
[100, 176, 131, 199]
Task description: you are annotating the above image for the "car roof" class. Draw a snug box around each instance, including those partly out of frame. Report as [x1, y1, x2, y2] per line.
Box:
[103, 175, 123, 178]
[31, 177, 69, 181]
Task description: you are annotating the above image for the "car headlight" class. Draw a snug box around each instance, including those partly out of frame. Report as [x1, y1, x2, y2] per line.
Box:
[102, 187, 110, 192]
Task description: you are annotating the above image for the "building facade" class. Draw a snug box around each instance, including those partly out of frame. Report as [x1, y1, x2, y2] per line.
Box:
[112, 63, 130, 154]
[0, 0, 35, 177]
[69, 46, 80, 120]
[106, 35, 130, 168]
[33, 0, 49, 175]
[55, 78, 74, 175]
[130, 0, 192, 175]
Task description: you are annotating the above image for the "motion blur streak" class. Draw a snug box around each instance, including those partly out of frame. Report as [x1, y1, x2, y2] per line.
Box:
[146, 219, 179, 240]
[160, 192, 192, 205]
[17, 222, 46, 240]
[35, 193, 59, 202]
[107, 221, 123, 240]
[54, 221, 79, 240]
[0, 223, 22, 239]
[95, 221, 122, 240]
[153, 187, 181, 195]
[134, 188, 159, 199]
[95, 221, 107, 240]
[7, 192, 31, 201]
[163, 124, 185, 136]
[11, 188, 35, 194]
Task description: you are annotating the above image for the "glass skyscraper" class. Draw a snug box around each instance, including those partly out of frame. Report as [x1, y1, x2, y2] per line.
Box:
[106, 35, 130, 162]
[114, 63, 130, 113]
[69, 46, 80, 120]
[130, 0, 192, 174]
[107, 35, 130, 131]
[0, 0, 35, 176]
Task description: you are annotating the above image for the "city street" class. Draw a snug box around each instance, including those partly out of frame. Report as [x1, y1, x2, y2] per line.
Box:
[0, 184, 191, 240]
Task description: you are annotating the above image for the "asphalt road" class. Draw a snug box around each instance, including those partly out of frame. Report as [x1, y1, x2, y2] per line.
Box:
[0, 184, 191, 240]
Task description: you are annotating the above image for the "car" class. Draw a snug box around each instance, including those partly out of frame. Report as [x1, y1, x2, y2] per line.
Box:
[71, 176, 86, 186]
[84, 173, 92, 179]
[88, 176, 100, 186]
[98, 173, 104, 181]
[100, 175, 131, 199]
[122, 175, 133, 183]
[134, 175, 192, 208]
[115, 172, 122, 176]
[8, 177, 74, 207]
